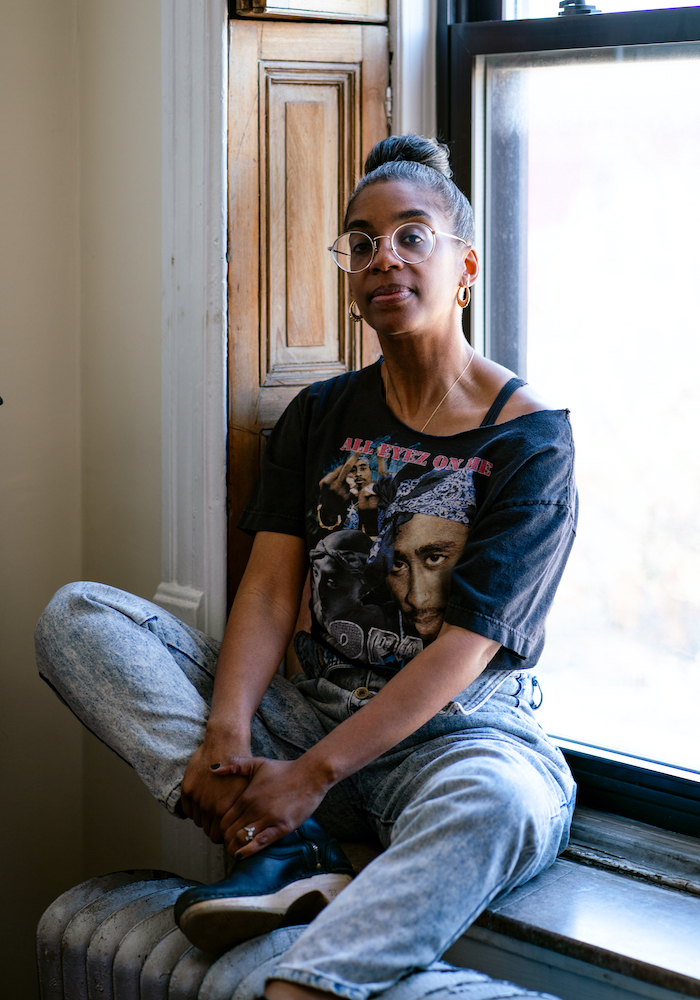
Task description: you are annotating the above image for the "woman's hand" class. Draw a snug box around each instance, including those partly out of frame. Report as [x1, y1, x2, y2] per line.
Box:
[180, 741, 250, 844]
[212, 756, 332, 858]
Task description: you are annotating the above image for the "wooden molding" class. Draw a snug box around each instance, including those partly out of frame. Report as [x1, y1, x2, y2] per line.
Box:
[235, 0, 387, 23]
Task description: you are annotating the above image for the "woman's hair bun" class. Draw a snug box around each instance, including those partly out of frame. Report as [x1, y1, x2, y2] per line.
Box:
[346, 133, 473, 246]
[364, 135, 452, 179]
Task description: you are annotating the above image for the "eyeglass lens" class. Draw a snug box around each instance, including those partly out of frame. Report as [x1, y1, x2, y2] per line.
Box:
[331, 223, 435, 272]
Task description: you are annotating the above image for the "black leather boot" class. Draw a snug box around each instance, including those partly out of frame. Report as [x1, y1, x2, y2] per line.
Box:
[174, 817, 354, 952]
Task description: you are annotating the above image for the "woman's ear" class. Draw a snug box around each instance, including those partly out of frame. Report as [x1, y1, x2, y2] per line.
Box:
[461, 246, 479, 287]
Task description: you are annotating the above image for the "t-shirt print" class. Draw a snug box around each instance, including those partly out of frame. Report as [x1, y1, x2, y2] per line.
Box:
[310, 436, 495, 668]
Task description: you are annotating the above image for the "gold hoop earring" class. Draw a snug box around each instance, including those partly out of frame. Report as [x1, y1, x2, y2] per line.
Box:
[349, 299, 363, 322]
[457, 286, 471, 309]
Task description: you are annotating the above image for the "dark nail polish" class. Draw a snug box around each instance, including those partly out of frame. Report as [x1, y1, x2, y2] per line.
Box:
[210, 763, 221, 770]
[234, 852, 242, 860]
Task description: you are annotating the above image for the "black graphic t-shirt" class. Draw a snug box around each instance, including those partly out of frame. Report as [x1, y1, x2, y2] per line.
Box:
[239, 361, 577, 676]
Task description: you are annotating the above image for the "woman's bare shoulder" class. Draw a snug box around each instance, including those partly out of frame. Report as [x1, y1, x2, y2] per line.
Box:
[498, 383, 551, 422]
[475, 358, 552, 424]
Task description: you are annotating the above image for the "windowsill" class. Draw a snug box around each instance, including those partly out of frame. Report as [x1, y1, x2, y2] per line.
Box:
[448, 808, 700, 999]
[466, 857, 700, 995]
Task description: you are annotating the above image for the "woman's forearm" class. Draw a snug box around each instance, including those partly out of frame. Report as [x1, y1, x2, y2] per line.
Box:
[205, 532, 308, 752]
[301, 624, 500, 788]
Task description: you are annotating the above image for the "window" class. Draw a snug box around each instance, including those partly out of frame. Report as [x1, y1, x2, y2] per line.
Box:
[438, 3, 700, 835]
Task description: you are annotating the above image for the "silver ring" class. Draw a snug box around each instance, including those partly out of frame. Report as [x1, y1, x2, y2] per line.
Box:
[244, 825, 256, 843]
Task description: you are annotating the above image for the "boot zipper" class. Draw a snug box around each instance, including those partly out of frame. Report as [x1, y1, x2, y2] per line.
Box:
[310, 840, 323, 871]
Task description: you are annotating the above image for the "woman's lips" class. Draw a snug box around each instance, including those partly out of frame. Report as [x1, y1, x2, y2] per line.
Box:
[370, 285, 412, 303]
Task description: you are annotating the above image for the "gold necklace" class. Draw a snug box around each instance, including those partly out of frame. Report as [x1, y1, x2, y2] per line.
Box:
[419, 348, 476, 434]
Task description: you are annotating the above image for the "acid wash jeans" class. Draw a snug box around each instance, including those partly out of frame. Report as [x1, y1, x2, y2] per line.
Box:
[35, 582, 575, 1000]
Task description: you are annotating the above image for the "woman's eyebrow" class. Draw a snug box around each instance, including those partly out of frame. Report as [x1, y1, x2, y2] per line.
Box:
[345, 209, 434, 231]
[345, 218, 372, 230]
[397, 209, 434, 222]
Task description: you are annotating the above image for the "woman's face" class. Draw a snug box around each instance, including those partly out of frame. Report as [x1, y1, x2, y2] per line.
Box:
[386, 513, 469, 643]
[345, 179, 477, 338]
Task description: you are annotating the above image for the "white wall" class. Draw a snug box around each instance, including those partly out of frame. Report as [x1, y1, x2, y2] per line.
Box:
[79, 0, 162, 600]
[0, 0, 162, 993]
[77, 0, 164, 881]
[0, 3, 83, 994]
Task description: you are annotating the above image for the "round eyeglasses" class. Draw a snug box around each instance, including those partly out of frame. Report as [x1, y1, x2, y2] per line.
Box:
[328, 223, 470, 273]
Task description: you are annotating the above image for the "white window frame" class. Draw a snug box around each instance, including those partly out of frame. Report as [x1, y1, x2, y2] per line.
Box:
[390, 0, 437, 135]
[156, 0, 229, 883]
[154, 0, 229, 645]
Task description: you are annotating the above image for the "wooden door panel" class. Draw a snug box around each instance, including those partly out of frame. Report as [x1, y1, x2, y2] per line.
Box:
[285, 101, 328, 349]
[261, 65, 358, 391]
[228, 20, 388, 598]
[259, 22, 363, 61]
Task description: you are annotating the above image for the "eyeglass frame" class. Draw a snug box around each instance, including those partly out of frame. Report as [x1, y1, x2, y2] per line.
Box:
[327, 223, 471, 273]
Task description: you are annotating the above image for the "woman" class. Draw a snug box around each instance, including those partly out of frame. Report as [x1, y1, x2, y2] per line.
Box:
[36, 136, 577, 1000]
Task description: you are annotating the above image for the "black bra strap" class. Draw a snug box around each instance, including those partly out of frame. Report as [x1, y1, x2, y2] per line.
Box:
[479, 377, 527, 427]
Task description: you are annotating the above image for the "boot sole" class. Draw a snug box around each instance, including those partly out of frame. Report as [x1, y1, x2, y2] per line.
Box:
[178, 872, 353, 952]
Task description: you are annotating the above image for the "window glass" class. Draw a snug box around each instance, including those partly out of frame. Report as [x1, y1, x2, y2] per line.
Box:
[505, 0, 699, 18]
[482, 42, 700, 771]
